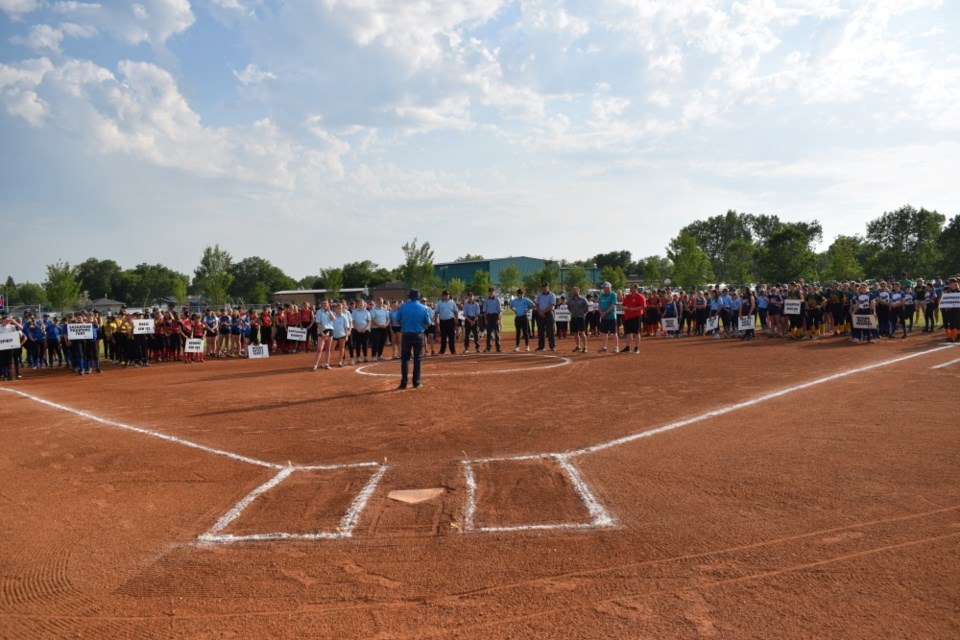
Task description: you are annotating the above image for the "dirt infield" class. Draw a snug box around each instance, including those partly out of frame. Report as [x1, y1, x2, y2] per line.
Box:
[2, 334, 959, 638]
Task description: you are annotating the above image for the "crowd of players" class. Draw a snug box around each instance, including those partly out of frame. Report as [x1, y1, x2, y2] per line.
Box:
[1, 273, 957, 381]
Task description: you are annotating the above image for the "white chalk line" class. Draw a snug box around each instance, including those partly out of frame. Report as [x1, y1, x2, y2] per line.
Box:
[461, 454, 615, 534]
[460, 344, 954, 533]
[931, 357, 960, 370]
[199, 464, 389, 544]
[0, 387, 387, 544]
[355, 353, 572, 378]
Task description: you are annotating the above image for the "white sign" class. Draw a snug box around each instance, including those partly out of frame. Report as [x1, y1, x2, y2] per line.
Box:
[458, 311, 465, 320]
[704, 316, 719, 332]
[184, 338, 204, 353]
[939, 291, 960, 309]
[525, 310, 533, 320]
[738, 315, 755, 331]
[661, 317, 679, 332]
[286, 327, 307, 341]
[553, 309, 571, 322]
[0, 331, 21, 351]
[134, 318, 155, 335]
[247, 344, 270, 359]
[615, 303, 623, 316]
[852, 314, 878, 329]
[67, 323, 93, 340]
[784, 299, 803, 315]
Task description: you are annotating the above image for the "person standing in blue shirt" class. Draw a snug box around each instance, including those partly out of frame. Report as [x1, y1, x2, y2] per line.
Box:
[534, 282, 557, 351]
[351, 300, 372, 364]
[481, 287, 502, 352]
[43, 314, 63, 368]
[461, 293, 481, 353]
[598, 282, 619, 353]
[434, 290, 459, 356]
[369, 298, 391, 361]
[509, 289, 534, 352]
[396, 289, 433, 389]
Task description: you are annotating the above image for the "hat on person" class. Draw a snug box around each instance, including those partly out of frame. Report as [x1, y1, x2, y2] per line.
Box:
[516, 288, 523, 294]
[407, 289, 420, 300]
[441, 290, 449, 296]
[43, 313, 50, 318]
[602, 281, 612, 288]
[541, 281, 549, 287]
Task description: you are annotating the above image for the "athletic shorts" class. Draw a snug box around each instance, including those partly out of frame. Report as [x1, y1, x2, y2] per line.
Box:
[623, 317, 641, 334]
[600, 318, 617, 335]
[322, 329, 333, 337]
[570, 317, 585, 332]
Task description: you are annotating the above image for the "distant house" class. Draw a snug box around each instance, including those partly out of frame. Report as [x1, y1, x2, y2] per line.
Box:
[89, 297, 127, 315]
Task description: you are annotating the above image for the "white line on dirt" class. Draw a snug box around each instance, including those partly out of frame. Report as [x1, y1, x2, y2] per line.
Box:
[931, 357, 960, 370]
[202, 467, 297, 538]
[355, 353, 572, 378]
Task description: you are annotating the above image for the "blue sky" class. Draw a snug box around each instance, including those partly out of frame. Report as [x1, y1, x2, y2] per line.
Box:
[1, 0, 958, 285]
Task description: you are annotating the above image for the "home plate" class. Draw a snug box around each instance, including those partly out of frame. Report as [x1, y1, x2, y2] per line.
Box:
[388, 488, 444, 504]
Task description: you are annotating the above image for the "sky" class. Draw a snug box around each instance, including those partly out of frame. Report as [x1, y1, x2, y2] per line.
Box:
[1, 0, 958, 285]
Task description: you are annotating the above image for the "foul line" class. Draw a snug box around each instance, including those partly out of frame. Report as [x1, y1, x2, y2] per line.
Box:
[460, 344, 955, 533]
[931, 357, 960, 370]
[356, 353, 572, 378]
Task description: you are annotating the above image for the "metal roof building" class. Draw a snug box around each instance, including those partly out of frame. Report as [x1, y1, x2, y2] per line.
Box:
[433, 257, 600, 290]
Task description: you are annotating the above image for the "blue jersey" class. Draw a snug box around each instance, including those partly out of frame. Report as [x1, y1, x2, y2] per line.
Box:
[397, 300, 432, 333]
[509, 297, 533, 316]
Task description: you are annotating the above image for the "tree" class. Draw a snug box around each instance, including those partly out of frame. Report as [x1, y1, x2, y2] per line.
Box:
[756, 226, 818, 283]
[44, 260, 82, 313]
[399, 238, 435, 291]
[939, 215, 960, 275]
[522, 272, 541, 297]
[564, 266, 590, 293]
[821, 236, 865, 282]
[193, 245, 234, 305]
[865, 205, 945, 277]
[533, 261, 561, 291]
[76, 258, 122, 299]
[16, 282, 46, 306]
[446, 278, 466, 299]
[723, 238, 756, 286]
[320, 267, 344, 299]
[342, 260, 392, 288]
[591, 250, 632, 272]
[600, 266, 627, 292]
[680, 211, 753, 282]
[667, 232, 714, 290]
[454, 254, 485, 262]
[497, 264, 521, 293]
[117, 263, 188, 306]
[228, 257, 296, 303]
[470, 269, 492, 296]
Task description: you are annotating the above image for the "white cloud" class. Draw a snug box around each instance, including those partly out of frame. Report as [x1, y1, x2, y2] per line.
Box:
[10, 24, 65, 53]
[233, 63, 276, 85]
[53, 0, 194, 47]
[60, 21, 99, 38]
[0, 0, 40, 19]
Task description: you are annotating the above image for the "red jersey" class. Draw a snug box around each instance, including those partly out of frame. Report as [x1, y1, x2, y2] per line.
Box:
[261, 312, 272, 328]
[622, 293, 647, 320]
[180, 318, 193, 335]
[192, 321, 204, 338]
[300, 309, 312, 325]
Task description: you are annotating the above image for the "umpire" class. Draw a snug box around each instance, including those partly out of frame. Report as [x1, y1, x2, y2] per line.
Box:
[396, 289, 432, 389]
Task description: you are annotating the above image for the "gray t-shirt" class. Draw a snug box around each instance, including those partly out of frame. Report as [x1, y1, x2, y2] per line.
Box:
[567, 296, 589, 319]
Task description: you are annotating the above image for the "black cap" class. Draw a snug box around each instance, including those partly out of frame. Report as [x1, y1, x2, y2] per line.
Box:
[541, 281, 549, 287]
[407, 289, 420, 300]
[441, 290, 449, 296]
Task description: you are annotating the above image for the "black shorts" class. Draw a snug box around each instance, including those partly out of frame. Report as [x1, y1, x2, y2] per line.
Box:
[623, 317, 641, 334]
[570, 317, 585, 332]
[600, 318, 617, 334]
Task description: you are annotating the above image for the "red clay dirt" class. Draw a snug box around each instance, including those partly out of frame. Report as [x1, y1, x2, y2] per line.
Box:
[1, 333, 958, 638]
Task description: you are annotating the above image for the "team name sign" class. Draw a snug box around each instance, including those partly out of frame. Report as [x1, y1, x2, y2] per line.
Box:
[134, 319, 155, 334]
[67, 323, 93, 340]
[286, 327, 307, 341]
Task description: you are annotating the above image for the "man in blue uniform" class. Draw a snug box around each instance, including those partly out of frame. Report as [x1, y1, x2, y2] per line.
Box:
[396, 289, 432, 389]
[435, 290, 458, 355]
[534, 281, 557, 351]
[462, 292, 481, 353]
[481, 287, 502, 352]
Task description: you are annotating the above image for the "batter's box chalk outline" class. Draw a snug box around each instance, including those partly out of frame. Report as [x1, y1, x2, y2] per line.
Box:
[199, 463, 388, 543]
[462, 454, 615, 533]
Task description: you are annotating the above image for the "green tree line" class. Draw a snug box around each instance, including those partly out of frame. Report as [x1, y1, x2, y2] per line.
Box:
[5, 205, 958, 311]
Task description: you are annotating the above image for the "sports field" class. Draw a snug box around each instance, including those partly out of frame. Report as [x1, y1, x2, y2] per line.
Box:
[1, 333, 958, 639]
